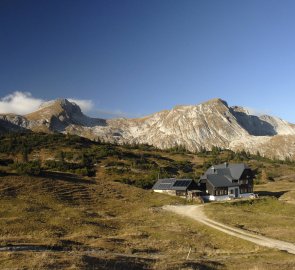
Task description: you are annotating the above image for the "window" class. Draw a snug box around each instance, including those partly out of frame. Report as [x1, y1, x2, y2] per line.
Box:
[240, 179, 248, 184]
[216, 189, 227, 196]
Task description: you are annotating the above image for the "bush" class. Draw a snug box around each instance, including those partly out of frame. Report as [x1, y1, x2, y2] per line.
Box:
[172, 160, 193, 173]
[44, 160, 96, 177]
[167, 144, 189, 154]
[106, 167, 130, 174]
[75, 168, 89, 176]
[0, 159, 14, 166]
[13, 160, 41, 176]
[94, 145, 121, 159]
[131, 158, 158, 170]
[116, 177, 156, 189]
[122, 143, 156, 151]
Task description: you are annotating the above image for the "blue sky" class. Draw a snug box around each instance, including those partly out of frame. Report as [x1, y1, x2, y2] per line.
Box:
[1, 0, 295, 121]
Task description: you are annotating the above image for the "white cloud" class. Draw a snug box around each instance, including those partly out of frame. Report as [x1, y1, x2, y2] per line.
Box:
[0, 91, 95, 115]
[68, 98, 94, 113]
[0, 91, 44, 115]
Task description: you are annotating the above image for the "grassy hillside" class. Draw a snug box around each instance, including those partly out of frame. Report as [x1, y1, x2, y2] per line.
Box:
[1, 132, 295, 187]
[204, 176, 295, 245]
[205, 196, 295, 243]
[0, 133, 295, 269]
[1, 174, 295, 269]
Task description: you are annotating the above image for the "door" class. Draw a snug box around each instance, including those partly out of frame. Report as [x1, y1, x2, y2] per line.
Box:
[235, 188, 239, 198]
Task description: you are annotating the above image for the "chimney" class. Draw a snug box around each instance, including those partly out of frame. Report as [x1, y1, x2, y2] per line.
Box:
[224, 162, 228, 168]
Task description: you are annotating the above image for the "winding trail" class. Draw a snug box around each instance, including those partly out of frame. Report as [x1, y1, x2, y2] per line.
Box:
[164, 205, 295, 255]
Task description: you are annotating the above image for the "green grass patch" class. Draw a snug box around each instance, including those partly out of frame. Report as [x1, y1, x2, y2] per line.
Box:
[205, 197, 295, 243]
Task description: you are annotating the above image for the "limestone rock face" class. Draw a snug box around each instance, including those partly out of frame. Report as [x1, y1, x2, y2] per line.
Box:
[0, 114, 29, 133]
[24, 99, 106, 132]
[1, 98, 295, 159]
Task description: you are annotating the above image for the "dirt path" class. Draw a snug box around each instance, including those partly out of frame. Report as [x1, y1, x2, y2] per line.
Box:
[164, 205, 295, 255]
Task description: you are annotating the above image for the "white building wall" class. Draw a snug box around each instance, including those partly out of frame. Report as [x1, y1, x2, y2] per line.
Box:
[154, 190, 164, 193]
[203, 193, 255, 201]
[203, 195, 231, 201]
[239, 193, 255, 198]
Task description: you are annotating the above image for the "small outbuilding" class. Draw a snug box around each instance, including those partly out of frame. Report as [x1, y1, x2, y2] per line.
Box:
[152, 178, 200, 198]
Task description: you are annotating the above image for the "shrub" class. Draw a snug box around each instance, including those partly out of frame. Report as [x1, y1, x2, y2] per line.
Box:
[0, 159, 14, 166]
[75, 168, 88, 176]
[116, 177, 156, 189]
[167, 144, 189, 154]
[13, 160, 41, 176]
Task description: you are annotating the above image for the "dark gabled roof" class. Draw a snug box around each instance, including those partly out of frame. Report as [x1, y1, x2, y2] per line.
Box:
[152, 178, 193, 191]
[206, 174, 238, 188]
[200, 163, 251, 188]
[204, 163, 250, 180]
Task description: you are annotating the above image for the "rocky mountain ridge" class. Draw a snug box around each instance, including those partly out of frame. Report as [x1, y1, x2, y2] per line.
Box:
[1, 98, 295, 159]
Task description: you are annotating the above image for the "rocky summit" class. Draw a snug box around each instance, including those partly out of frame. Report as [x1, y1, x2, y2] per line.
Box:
[1, 98, 295, 159]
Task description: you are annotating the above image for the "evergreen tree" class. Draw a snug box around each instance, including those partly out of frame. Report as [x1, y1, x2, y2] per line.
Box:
[57, 151, 65, 163]
[21, 147, 29, 163]
[260, 169, 268, 183]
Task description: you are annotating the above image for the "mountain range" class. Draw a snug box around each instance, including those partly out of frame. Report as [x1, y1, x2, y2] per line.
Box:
[1, 98, 295, 160]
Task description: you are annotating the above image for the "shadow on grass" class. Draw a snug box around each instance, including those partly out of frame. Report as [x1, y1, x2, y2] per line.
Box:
[82, 255, 154, 270]
[82, 255, 224, 270]
[0, 244, 64, 252]
[256, 190, 288, 198]
[39, 171, 96, 184]
[182, 261, 224, 270]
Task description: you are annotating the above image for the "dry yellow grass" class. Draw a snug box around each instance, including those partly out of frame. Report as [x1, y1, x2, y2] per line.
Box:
[205, 179, 295, 243]
[0, 174, 294, 269]
[1, 133, 295, 269]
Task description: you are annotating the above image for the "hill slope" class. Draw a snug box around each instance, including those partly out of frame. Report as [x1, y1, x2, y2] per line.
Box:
[0, 133, 295, 269]
[1, 173, 295, 269]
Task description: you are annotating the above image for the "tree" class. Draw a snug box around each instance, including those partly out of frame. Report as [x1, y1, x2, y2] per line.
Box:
[21, 147, 29, 163]
[240, 149, 249, 160]
[260, 169, 268, 183]
[14, 160, 41, 176]
[57, 151, 65, 163]
[211, 146, 222, 156]
[227, 151, 235, 161]
[256, 150, 261, 157]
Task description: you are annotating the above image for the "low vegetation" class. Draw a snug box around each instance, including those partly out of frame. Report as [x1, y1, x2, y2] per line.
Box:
[0, 132, 295, 269]
[1, 132, 295, 187]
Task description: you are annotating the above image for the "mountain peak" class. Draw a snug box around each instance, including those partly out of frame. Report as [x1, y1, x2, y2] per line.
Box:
[201, 98, 228, 107]
[1, 96, 295, 160]
[25, 98, 84, 128]
[38, 98, 79, 111]
[25, 98, 105, 132]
